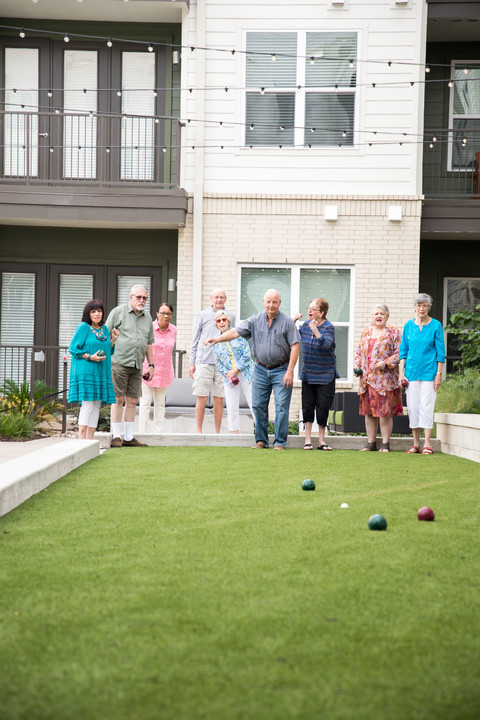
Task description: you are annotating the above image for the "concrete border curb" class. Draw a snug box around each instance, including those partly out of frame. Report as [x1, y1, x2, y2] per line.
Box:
[0, 440, 99, 517]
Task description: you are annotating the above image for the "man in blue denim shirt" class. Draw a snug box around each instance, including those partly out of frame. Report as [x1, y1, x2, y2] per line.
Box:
[205, 289, 300, 449]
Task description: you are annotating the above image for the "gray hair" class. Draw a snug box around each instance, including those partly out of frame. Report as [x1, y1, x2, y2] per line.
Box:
[370, 303, 390, 317]
[214, 309, 232, 326]
[130, 284, 148, 296]
[414, 293, 433, 307]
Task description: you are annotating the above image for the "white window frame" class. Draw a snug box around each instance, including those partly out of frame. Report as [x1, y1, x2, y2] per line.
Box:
[243, 30, 358, 149]
[236, 263, 355, 381]
[447, 60, 480, 172]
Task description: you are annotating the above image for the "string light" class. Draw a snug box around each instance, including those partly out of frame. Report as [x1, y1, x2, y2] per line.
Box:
[64, 34, 70, 43]
[148, 44, 154, 53]
[107, 38, 113, 48]
[19, 29, 25, 39]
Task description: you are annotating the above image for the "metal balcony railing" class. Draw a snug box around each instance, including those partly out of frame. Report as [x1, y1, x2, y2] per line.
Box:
[0, 344, 187, 395]
[0, 110, 183, 189]
[422, 131, 480, 199]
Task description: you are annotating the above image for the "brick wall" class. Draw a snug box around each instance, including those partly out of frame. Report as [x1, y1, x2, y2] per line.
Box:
[176, 193, 422, 419]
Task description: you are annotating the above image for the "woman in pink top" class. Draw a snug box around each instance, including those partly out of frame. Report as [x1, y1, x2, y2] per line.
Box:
[138, 302, 177, 433]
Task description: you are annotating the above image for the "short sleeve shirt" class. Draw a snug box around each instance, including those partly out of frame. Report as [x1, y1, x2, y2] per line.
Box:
[106, 303, 154, 369]
[235, 311, 300, 366]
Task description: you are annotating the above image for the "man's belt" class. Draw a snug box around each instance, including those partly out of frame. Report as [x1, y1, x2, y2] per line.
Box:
[256, 361, 287, 370]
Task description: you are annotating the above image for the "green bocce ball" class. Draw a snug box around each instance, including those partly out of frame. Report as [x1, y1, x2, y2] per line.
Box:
[97, 350, 106, 358]
[354, 367, 363, 376]
[302, 479, 316, 491]
[368, 514, 387, 531]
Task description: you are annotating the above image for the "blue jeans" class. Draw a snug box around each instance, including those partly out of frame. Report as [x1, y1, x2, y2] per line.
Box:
[252, 363, 293, 448]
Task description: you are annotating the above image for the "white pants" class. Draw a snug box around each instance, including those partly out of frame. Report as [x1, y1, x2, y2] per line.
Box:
[406, 380, 437, 429]
[224, 375, 253, 432]
[78, 400, 101, 428]
[138, 383, 167, 433]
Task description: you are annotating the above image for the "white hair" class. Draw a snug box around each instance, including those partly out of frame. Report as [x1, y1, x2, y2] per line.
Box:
[371, 303, 390, 317]
[414, 293, 433, 307]
[130, 284, 148, 296]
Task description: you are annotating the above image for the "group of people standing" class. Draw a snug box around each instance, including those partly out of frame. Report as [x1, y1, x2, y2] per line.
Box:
[68, 284, 445, 454]
[68, 285, 176, 446]
[355, 294, 445, 453]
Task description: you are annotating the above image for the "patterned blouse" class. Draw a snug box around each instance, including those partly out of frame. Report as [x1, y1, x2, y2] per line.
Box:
[354, 326, 401, 396]
[213, 336, 255, 384]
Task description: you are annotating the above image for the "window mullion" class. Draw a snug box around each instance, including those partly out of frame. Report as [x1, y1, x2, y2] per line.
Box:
[295, 33, 306, 147]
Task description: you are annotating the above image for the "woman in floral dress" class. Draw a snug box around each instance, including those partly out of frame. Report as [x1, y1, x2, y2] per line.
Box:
[354, 304, 402, 452]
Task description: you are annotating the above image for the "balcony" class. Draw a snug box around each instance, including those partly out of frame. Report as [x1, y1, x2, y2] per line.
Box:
[422, 132, 480, 199]
[422, 131, 480, 237]
[0, 110, 188, 227]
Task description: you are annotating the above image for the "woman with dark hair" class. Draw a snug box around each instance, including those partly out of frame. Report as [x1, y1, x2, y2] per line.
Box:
[68, 299, 119, 439]
[138, 302, 177, 434]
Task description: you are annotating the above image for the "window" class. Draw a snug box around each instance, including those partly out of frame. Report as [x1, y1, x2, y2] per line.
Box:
[0, 272, 35, 384]
[58, 274, 94, 388]
[63, 50, 98, 180]
[443, 277, 480, 372]
[238, 265, 352, 378]
[121, 52, 156, 181]
[4, 48, 39, 176]
[245, 31, 357, 148]
[449, 62, 480, 171]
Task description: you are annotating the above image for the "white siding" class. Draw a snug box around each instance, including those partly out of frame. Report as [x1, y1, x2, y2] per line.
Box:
[182, 0, 427, 196]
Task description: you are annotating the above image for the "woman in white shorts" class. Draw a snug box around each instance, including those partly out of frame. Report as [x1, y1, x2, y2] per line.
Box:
[399, 293, 446, 455]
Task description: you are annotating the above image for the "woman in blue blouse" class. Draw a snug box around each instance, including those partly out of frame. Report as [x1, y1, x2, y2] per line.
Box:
[212, 310, 254, 433]
[68, 299, 118, 439]
[399, 293, 445, 455]
[298, 298, 339, 450]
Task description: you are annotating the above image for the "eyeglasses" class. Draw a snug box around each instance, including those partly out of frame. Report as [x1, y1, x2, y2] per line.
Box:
[159, 312, 172, 317]
[216, 318, 229, 323]
[308, 306, 320, 311]
[134, 295, 147, 300]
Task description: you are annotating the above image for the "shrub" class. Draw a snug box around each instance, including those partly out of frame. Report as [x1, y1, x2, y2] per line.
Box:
[444, 303, 480, 371]
[435, 369, 480, 414]
[0, 412, 35, 439]
[0, 379, 64, 425]
[267, 420, 299, 435]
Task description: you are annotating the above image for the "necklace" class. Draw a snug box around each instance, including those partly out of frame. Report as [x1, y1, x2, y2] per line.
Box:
[90, 324, 107, 341]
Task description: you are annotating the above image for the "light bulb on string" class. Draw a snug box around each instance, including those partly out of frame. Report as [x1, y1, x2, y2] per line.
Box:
[107, 38, 113, 48]
[148, 44, 154, 53]
[19, 29, 25, 39]
[64, 34, 70, 43]
[117, 89, 122, 97]
[448, 80, 453, 88]
[271, 54, 276, 62]
[48, 89, 53, 97]
[310, 57, 315, 65]
[153, 89, 158, 97]
[425, 67, 430, 73]
[260, 87, 265, 95]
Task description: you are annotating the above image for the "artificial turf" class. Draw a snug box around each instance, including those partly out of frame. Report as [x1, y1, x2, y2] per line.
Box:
[0, 447, 479, 720]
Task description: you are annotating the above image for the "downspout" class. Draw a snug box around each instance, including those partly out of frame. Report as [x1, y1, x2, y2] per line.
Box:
[192, 0, 206, 316]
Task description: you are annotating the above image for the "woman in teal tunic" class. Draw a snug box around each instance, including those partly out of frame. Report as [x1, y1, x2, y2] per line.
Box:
[68, 299, 119, 439]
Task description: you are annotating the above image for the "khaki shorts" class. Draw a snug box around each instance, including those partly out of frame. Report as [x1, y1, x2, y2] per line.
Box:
[192, 363, 224, 398]
[111, 364, 143, 399]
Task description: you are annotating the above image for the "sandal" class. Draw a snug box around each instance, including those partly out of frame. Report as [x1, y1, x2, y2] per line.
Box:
[360, 441, 377, 451]
[303, 443, 313, 450]
[379, 442, 390, 453]
[422, 446, 434, 455]
[318, 444, 332, 451]
[405, 446, 420, 454]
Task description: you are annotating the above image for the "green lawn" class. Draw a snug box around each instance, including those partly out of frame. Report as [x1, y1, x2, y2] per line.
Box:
[1, 448, 479, 720]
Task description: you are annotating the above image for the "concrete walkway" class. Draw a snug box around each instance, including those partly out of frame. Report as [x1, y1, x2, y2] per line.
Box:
[0, 433, 441, 518]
